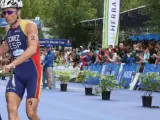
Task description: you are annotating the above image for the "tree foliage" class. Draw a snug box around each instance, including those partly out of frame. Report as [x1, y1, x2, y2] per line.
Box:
[2, 0, 160, 46]
[145, 0, 160, 32]
[50, 0, 96, 39]
[121, 0, 145, 11]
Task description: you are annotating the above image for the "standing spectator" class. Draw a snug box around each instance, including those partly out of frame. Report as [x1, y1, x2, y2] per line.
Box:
[72, 51, 80, 68]
[89, 51, 96, 64]
[80, 53, 88, 70]
[43, 44, 55, 89]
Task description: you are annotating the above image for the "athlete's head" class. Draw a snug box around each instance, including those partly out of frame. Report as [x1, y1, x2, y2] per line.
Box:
[0, 0, 23, 25]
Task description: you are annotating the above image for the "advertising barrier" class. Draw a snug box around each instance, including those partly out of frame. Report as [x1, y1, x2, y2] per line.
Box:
[53, 63, 159, 88]
[143, 63, 160, 75]
[120, 63, 140, 87]
[86, 64, 102, 85]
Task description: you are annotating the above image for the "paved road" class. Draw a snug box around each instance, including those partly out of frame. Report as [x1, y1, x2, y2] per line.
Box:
[0, 81, 160, 120]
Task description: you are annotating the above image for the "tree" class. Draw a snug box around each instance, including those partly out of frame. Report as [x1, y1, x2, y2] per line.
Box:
[50, 0, 96, 39]
[22, 0, 53, 20]
[145, 0, 160, 32]
[90, 0, 104, 18]
[121, 0, 145, 11]
[89, 0, 145, 18]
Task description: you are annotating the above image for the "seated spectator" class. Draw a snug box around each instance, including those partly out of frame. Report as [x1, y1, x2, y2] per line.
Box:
[121, 46, 135, 64]
[109, 48, 120, 64]
[152, 42, 160, 68]
[143, 47, 150, 63]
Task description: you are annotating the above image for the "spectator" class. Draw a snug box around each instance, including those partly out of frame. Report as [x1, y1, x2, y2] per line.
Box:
[43, 44, 55, 89]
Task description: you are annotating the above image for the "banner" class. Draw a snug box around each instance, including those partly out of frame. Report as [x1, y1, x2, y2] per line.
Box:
[86, 64, 102, 85]
[40, 39, 72, 47]
[137, 64, 160, 89]
[143, 63, 160, 75]
[88, 64, 102, 73]
[120, 64, 140, 88]
[101, 63, 120, 80]
[102, 0, 120, 48]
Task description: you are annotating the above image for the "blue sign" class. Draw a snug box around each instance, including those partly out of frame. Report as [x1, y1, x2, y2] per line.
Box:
[0, 18, 8, 27]
[101, 63, 112, 75]
[39, 39, 72, 47]
[143, 63, 160, 75]
[120, 63, 140, 87]
[137, 63, 160, 89]
[101, 63, 120, 80]
[88, 63, 102, 73]
[85, 64, 102, 85]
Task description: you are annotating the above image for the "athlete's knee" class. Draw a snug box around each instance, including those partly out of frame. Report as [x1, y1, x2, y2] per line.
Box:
[7, 103, 18, 120]
[27, 110, 37, 119]
[27, 111, 35, 119]
[7, 103, 18, 113]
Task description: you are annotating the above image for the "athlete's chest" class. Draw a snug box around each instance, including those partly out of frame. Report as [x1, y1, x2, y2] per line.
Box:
[6, 27, 27, 50]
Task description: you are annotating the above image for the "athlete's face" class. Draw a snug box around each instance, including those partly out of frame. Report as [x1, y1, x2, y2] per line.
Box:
[2, 8, 18, 25]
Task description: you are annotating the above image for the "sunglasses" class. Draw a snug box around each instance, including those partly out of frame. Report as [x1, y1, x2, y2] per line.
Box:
[2, 10, 17, 16]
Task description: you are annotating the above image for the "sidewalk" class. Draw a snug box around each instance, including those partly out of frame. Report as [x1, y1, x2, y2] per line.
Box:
[0, 81, 160, 120]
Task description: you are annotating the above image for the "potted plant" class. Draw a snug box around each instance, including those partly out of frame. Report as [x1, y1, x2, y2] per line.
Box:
[95, 74, 122, 100]
[0, 69, 12, 78]
[76, 70, 100, 95]
[139, 72, 160, 107]
[55, 71, 70, 92]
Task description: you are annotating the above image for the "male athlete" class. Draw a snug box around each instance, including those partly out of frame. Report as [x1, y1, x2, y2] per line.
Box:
[0, 0, 42, 120]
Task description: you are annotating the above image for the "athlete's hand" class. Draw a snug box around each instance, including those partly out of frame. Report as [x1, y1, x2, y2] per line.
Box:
[3, 63, 15, 73]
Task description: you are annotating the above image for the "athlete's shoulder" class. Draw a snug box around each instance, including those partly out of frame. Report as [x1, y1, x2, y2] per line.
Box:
[21, 20, 37, 28]
[25, 20, 37, 27]
[20, 20, 38, 35]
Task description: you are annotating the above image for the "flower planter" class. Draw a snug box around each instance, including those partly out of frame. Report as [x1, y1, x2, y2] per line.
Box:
[142, 96, 152, 107]
[2, 76, 5, 80]
[85, 88, 92, 95]
[102, 91, 111, 100]
[60, 84, 67, 92]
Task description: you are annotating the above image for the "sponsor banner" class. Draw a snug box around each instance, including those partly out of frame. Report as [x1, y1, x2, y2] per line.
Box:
[102, 0, 120, 48]
[40, 39, 72, 47]
[120, 63, 140, 87]
[101, 63, 120, 80]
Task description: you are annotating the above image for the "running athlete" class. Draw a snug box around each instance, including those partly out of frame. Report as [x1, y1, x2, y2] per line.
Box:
[0, 0, 42, 120]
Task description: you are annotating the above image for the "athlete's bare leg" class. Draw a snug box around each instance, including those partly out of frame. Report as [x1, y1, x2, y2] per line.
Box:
[6, 92, 21, 120]
[26, 98, 40, 120]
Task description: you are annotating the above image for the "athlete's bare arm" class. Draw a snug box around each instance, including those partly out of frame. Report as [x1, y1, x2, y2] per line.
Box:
[11, 22, 39, 67]
[0, 41, 9, 56]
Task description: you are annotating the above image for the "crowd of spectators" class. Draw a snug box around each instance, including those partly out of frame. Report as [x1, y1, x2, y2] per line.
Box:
[1, 40, 159, 72]
[40, 41, 160, 71]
